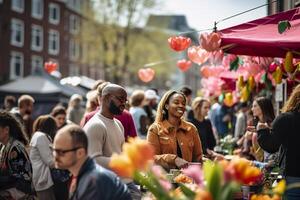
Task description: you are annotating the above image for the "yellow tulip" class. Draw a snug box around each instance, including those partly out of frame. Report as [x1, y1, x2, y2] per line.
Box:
[284, 51, 295, 73]
[272, 66, 282, 84]
[273, 180, 286, 195]
[248, 76, 255, 91]
[237, 75, 244, 90]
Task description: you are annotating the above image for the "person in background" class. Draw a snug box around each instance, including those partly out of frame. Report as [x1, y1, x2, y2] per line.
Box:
[257, 84, 300, 200]
[129, 90, 150, 139]
[3, 96, 16, 111]
[188, 97, 216, 155]
[249, 97, 275, 162]
[51, 105, 71, 130]
[30, 115, 57, 200]
[52, 124, 131, 200]
[0, 111, 34, 199]
[234, 102, 249, 140]
[147, 90, 203, 171]
[83, 84, 140, 199]
[143, 89, 159, 124]
[81, 82, 137, 140]
[180, 86, 193, 118]
[67, 94, 85, 125]
[11, 94, 35, 140]
[85, 90, 98, 114]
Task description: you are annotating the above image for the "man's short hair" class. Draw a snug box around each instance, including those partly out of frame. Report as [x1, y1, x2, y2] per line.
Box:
[18, 95, 35, 108]
[4, 95, 16, 105]
[180, 86, 192, 97]
[60, 125, 88, 152]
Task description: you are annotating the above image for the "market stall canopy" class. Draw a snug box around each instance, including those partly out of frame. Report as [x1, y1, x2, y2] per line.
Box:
[220, 7, 300, 58]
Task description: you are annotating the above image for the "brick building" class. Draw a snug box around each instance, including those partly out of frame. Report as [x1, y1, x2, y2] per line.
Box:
[0, 0, 102, 85]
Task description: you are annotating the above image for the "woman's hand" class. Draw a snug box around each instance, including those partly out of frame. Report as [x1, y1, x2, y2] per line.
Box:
[256, 122, 269, 130]
[175, 157, 189, 168]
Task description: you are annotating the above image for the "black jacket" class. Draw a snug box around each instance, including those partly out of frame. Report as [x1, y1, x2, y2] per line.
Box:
[257, 111, 300, 177]
[70, 157, 131, 200]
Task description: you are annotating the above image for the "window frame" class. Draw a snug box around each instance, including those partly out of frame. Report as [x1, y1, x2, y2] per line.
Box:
[48, 29, 60, 55]
[10, 18, 24, 47]
[31, 55, 43, 74]
[49, 3, 60, 25]
[10, 51, 24, 80]
[31, 24, 43, 52]
[31, 0, 43, 19]
[11, 0, 24, 13]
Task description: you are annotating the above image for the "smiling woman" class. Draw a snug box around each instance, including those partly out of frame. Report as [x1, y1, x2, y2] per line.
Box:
[147, 90, 203, 171]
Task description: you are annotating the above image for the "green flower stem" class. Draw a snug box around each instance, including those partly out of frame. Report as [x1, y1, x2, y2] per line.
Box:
[133, 171, 173, 200]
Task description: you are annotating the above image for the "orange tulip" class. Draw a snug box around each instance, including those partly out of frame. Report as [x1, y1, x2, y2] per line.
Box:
[123, 138, 154, 170]
[195, 188, 213, 200]
[109, 153, 135, 178]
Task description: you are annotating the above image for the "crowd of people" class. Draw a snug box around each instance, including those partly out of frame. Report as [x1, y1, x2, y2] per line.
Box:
[0, 80, 300, 200]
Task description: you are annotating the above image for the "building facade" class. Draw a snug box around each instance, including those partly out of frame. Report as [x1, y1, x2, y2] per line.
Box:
[268, 0, 300, 15]
[0, 0, 102, 84]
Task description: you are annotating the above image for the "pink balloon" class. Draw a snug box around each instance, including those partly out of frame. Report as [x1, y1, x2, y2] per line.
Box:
[138, 68, 155, 83]
[187, 46, 209, 65]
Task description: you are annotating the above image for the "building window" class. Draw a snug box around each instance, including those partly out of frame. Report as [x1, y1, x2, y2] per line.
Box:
[10, 18, 24, 47]
[31, 25, 43, 51]
[10, 51, 24, 80]
[31, 0, 43, 19]
[69, 38, 80, 60]
[69, 64, 80, 76]
[48, 29, 59, 55]
[31, 55, 43, 74]
[67, 0, 81, 12]
[49, 3, 60, 24]
[69, 14, 80, 34]
[11, 0, 24, 13]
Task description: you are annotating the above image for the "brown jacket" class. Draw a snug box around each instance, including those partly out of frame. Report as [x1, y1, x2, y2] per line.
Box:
[147, 120, 203, 169]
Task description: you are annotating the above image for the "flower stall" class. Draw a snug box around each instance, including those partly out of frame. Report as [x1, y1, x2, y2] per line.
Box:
[109, 138, 288, 200]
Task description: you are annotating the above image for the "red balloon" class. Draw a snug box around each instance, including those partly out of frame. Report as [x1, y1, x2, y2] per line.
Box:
[177, 59, 192, 72]
[44, 61, 57, 73]
[138, 68, 155, 83]
[168, 36, 191, 51]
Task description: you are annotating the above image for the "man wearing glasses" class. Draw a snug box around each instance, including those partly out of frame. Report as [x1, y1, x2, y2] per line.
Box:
[52, 124, 131, 200]
[83, 83, 141, 200]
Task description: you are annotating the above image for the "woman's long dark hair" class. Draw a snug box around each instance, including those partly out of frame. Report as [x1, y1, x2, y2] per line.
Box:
[255, 97, 275, 124]
[0, 111, 29, 145]
[33, 115, 57, 140]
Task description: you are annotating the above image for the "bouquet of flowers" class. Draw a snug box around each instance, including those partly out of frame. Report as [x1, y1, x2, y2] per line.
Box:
[109, 138, 286, 200]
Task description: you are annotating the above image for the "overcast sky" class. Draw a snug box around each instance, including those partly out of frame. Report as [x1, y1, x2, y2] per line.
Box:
[150, 0, 267, 30]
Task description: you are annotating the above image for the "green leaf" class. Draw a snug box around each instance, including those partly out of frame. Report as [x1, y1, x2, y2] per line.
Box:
[230, 57, 242, 71]
[221, 182, 240, 200]
[278, 20, 291, 34]
[179, 183, 196, 198]
[261, 72, 273, 90]
[203, 161, 222, 200]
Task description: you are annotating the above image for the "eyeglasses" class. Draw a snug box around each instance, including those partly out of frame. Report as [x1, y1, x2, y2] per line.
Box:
[49, 145, 83, 156]
[111, 95, 128, 104]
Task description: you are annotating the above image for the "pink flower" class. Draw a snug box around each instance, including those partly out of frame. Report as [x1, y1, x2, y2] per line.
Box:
[182, 165, 204, 187]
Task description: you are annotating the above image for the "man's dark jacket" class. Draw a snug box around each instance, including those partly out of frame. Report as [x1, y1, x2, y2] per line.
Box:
[70, 157, 131, 200]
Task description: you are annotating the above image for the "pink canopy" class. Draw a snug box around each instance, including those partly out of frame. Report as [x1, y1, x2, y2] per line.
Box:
[220, 8, 300, 58]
